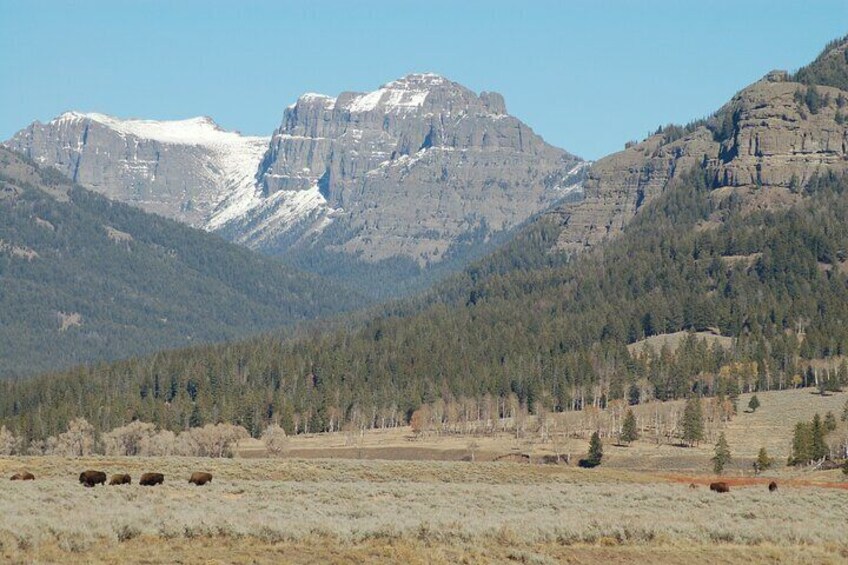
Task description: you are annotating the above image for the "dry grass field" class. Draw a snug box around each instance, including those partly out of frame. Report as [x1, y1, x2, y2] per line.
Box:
[2, 389, 847, 563]
[1, 457, 847, 564]
[626, 330, 734, 356]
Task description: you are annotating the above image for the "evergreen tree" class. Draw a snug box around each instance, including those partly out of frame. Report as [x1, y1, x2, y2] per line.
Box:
[620, 409, 639, 445]
[790, 421, 813, 465]
[682, 397, 705, 446]
[818, 373, 829, 396]
[189, 404, 203, 428]
[811, 413, 828, 460]
[582, 431, 603, 468]
[753, 447, 773, 473]
[712, 432, 732, 475]
[747, 394, 761, 413]
[838, 360, 848, 388]
[824, 411, 838, 433]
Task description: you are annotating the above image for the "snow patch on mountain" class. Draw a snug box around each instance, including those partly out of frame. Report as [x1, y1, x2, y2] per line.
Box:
[346, 85, 429, 113]
[52, 112, 266, 148]
[50, 111, 274, 230]
[217, 183, 334, 247]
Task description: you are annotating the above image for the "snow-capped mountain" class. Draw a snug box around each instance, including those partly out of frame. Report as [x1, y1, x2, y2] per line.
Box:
[7, 111, 269, 228]
[224, 73, 586, 264]
[7, 74, 586, 277]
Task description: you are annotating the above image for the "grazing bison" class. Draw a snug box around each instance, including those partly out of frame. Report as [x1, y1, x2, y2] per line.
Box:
[109, 473, 132, 485]
[188, 472, 213, 486]
[768, 481, 778, 492]
[10, 472, 35, 481]
[139, 472, 164, 486]
[688, 483, 698, 489]
[79, 470, 107, 487]
[709, 481, 730, 493]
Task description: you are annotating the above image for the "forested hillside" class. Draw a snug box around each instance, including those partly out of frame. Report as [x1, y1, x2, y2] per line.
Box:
[3, 39, 848, 444]
[4, 164, 848, 441]
[0, 148, 360, 377]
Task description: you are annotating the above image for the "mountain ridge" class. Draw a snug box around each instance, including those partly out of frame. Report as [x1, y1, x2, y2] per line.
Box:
[6, 73, 585, 298]
[549, 58, 848, 254]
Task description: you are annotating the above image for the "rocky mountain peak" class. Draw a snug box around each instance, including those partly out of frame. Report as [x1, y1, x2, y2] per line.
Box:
[6, 74, 584, 284]
[284, 73, 505, 121]
[247, 74, 583, 266]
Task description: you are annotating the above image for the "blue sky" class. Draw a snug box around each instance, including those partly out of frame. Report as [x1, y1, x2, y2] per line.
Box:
[1, 1, 846, 160]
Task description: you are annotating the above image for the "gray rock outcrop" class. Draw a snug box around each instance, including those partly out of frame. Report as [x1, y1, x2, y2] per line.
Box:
[552, 73, 848, 254]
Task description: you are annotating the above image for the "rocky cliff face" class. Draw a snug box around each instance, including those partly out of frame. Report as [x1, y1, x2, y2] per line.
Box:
[552, 65, 848, 254]
[7, 74, 584, 270]
[551, 128, 718, 254]
[235, 73, 585, 264]
[7, 113, 269, 228]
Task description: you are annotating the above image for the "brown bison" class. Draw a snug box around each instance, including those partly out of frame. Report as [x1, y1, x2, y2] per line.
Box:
[768, 481, 778, 492]
[139, 472, 164, 486]
[79, 470, 107, 487]
[10, 472, 35, 481]
[709, 481, 730, 493]
[688, 482, 698, 489]
[109, 473, 132, 485]
[188, 472, 213, 486]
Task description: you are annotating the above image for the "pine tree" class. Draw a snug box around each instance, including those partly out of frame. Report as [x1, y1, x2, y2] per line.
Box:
[747, 394, 760, 413]
[811, 413, 828, 460]
[682, 397, 705, 447]
[824, 411, 838, 433]
[838, 360, 848, 388]
[581, 431, 603, 468]
[712, 432, 732, 475]
[753, 447, 773, 473]
[189, 404, 202, 428]
[790, 421, 813, 465]
[620, 409, 639, 445]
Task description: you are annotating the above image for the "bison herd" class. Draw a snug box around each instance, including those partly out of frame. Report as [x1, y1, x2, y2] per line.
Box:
[10, 471, 780, 493]
[10, 470, 212, 487]
[706, 480, 779, 493]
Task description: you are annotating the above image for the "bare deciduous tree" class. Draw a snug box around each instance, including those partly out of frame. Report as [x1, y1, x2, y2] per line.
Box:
[102, 421, 157, 456]
[0, 425, 21, 456]
[139, 430, 177, 456]
[261, 424, 288, 456]
[175, 424, 249, 457]
[54, 418, 96, 457]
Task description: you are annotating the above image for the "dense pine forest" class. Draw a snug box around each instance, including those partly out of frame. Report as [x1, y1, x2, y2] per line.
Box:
[0, 148, 362, 376]
[3, 159, 848, 444]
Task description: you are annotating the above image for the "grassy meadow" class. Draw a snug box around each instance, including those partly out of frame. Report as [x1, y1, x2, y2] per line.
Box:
[2, 389, 847, 563]
[1, 457, 847, 564]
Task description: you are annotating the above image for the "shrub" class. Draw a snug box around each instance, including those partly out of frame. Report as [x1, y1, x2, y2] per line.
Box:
[261, 424, 288, 457]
